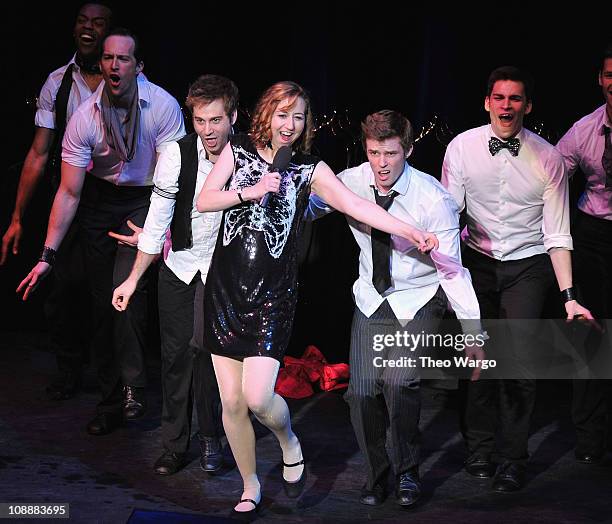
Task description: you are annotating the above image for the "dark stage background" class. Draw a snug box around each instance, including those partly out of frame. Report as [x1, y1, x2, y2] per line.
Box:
[1, 3, 609, 363]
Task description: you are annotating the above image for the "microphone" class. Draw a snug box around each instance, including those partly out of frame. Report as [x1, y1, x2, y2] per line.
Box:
[260, 146, 292, 208]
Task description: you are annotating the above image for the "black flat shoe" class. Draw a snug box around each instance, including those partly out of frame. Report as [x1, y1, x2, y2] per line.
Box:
[283, 458, 306, 498]
[230, 498, 259, 521]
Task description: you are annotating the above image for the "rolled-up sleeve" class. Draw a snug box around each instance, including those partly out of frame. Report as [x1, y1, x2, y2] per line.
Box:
[34, 73, 59, 129]
[61, 108, 93, 168]
[542, 149, 573, 252]
[138, 142, 181, 254]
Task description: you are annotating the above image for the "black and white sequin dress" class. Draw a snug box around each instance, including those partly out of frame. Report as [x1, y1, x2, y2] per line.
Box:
[203, 134, 319, 362]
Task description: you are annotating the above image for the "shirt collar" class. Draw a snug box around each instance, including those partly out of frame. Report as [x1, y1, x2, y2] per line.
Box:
[68, 53, 79, 72]
[367, 161, 412, 196]
[598, 104, 612, 134]
[135, 74, 150, 106]
[487, 123, 526, 143]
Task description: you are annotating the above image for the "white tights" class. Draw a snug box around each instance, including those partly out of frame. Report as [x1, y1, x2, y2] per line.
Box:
[212, 355, 304, 512]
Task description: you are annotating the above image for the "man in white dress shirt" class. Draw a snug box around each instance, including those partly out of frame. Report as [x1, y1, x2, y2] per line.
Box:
[112, 75, 238, 476]
[3, 3, 112, 401]
[308, 110, 482, 508]
[556, 44, 612, 464]
[442, 66, 591, 492]
[18, 28, 185, 436]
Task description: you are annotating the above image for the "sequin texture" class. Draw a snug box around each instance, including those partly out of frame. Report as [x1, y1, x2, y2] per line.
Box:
[203, 134, 318, 362]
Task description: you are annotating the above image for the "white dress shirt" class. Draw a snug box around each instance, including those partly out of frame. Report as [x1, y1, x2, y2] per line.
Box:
[34, 55, 96, 129]
[442, 124, 573, 260]
[308, 162, 481, 328]
[138, 138, 222, 285]
[62, 75, 185, 186]
[556, 105, 612, 221]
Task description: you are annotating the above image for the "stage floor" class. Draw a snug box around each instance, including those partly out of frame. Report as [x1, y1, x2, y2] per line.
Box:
[0, 331, 610, 523]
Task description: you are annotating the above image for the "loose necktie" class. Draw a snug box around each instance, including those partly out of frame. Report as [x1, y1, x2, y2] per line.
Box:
[371, 189, 397, 295]
[602, 125, 612, 189]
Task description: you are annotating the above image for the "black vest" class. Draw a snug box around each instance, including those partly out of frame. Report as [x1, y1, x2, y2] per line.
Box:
[169, 133, 199, 251]
[49, 63, 75, 183]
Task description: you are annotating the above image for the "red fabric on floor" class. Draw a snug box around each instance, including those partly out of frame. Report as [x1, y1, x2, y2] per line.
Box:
[275, 345, 349, 399]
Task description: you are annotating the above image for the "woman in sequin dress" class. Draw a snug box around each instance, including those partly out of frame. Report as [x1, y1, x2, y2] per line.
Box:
[197, 81, 438, 517]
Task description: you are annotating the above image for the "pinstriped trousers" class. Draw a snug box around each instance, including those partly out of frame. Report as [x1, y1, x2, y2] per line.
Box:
[344, 288, 447, 490]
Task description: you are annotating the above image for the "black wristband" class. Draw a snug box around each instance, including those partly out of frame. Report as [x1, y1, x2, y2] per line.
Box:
[237, 190, 245, 204]
[561, 287, 576, 303]
[39, 246, 57, 266]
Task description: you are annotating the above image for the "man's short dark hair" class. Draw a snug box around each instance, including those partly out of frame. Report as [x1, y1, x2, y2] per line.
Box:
[102, 27, 143, 63]
[601, 43, 612, 70]
[486, 66, 534, 102]
[79, 2, 112, 24]
[185, 75, 239, 118]
[361, 110, 414, 153]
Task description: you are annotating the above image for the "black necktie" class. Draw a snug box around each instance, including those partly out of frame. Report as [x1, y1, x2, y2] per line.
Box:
[488, 136, 520, 156]
[371, 189, 397, 295]
[603, 125, 612, 189]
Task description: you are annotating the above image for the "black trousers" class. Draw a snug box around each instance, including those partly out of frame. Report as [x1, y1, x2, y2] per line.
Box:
[44, 174, 90, 381]
[158, 262, 221, 453]
[45, 218, 90, 380]
[77, 176, 151, 414]
[344, 288, 447, 490]
[461, 247, 554, 464]
[572, 210, 612, 455]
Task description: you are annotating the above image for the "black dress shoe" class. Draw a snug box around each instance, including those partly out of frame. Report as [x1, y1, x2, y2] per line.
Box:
[396, 471, 421, 507]
[359, 484, 386, 506]
[575, 450, 604, 464]
[86, 412, 123, 436]
[465, 454, 495, 478]
[492, 461, 525, 492]
[45, 376, 81, 401]
[154, 450, 187, 476]
[123, 385, 146, 419]
[198, 434, 222, 473]
[283, 458, 306, 498]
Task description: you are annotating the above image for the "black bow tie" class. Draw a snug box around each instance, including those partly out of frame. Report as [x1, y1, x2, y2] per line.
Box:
[489, 136, 520, 156]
